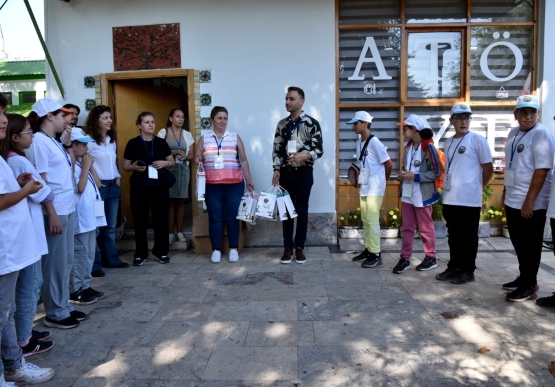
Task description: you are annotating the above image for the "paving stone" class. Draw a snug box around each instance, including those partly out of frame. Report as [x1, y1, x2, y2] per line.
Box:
[245, 321, 315, 346]
[202, 347, 297, 380]
[124, 284, 211, 304]
[152, 303, 214, 322]
[293, 269, 382, 286]
[29, 345, 111, 378]
[208, 301, 297, 321]
[205, 285, 328, 302]
[89, 301, 165, 322]
[148, 321, 249, 347]
[71, 320, 165, 347]
[325, 282, 412, 302]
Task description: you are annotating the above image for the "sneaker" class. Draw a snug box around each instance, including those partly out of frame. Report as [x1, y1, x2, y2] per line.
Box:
[361, 253, 382, 268]
[392, 258, 410, 274]
[295, 248, 306, 264]
[506, 285, 538, 302]
[83, 287, 105, 300]
[436, 267, 459, 281]
[115, 216, 127, 241]
[31, 330, 50, 342]
[536, 292, 555, 307]
[115, 262, 130, 268]
[229, 249, 239, 263]
[43, 316, 79, 330]
[133, 257, 146, 266]
[352, 248, 371, 262]
[4, 358, 55, 384]
[91, 269, 105, 277]
[70, 310, 87, 321]
[169, 233, 176, 244]
[20, 338, 54, 358]
[177, 232, 187, 242]
[157, 255, 170, 264]
[416, 256, 437, 271]
[450, 271, 475, 284]
[69, 289, 97, 305]
[280, 248, 293, 264]
[502, 276, 521, 291]
[211, 250, 221, 264]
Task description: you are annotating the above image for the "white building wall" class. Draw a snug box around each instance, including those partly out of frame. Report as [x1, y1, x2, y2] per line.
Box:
[44, 0, 336, 214]
[0, 80, 46, 105]
[539, 0, 555, 133]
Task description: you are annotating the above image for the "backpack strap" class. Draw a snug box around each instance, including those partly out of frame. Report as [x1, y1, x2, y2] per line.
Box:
[358, 135, 374, 161]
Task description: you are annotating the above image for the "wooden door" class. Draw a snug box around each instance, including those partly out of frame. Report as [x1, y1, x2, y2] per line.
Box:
[114, 82, 184, 227]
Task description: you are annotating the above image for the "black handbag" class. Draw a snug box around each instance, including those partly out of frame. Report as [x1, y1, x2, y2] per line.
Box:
[158, 167, 176, 188]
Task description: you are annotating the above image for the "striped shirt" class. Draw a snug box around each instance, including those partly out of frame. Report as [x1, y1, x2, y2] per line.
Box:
[202, 131, 242, 184]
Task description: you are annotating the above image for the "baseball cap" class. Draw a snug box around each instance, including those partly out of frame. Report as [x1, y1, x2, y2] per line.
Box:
[515, 95, 539, 110]
[396, 114, 429, 131]
[32, 98, 73, 117]
[346, 111, 373, 124]
[450, 103, 473, 116]
[70, 127, 95, 143]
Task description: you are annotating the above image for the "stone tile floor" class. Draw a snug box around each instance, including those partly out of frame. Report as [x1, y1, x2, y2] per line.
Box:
[29, 237, 555, 386]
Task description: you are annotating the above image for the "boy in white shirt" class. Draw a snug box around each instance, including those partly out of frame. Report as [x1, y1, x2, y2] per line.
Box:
[348, 111, 393, 268]
[502, 95, 554, 302]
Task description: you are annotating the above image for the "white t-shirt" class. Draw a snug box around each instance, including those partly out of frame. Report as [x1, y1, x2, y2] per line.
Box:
[504, 123, 554, 211]
[87, 136, 121, 180]
[402, 143, 423, 207]
[7, 154, 51, 255]
[0, 157, 41, 275]
[356, 136, 391, 197]
[547, 177, 555, 218]
[74, 162, 107, 234]
[442, 131, 493, 207]
[31, 133, 76, 215]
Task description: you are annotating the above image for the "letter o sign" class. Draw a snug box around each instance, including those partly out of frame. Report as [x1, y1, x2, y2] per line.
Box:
[480, 41, 523, 82]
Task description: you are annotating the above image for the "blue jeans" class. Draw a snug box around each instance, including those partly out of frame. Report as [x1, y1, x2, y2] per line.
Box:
[0, 271, 23, 374]
[205, 182, 244, 250]
[279, 168, 313, 249]
[15, 260, 42, 343]
[93, 179, 121, 270]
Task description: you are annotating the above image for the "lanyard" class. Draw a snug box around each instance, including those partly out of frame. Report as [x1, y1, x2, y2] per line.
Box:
[39, 130, 71, 168]
[76, 161, 100, 200]
[214, 133, 225, 156]
[170, 127, 182, 150]
[509, 124, 536, 168]
[140, 136, 154, 160]
[446, 132, 469, 173]
[406, 142, 421, 172]
[288, 119, 302, 137]
[359, 140, 368, 164]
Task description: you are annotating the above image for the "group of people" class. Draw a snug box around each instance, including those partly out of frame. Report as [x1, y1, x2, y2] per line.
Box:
[350, 94, 555, 306]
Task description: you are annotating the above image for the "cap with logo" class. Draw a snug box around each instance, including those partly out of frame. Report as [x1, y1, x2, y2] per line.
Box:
[515, 94, 539, 110]
[395, 114, 430, 131]
[346, 111, 373, 124]
[70, 127, 95, 143]
[32, 98, 73, 118]
[450, 103, 473, 116]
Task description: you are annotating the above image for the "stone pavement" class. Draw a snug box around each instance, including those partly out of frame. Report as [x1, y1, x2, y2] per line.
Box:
[29, 237, 555, 387]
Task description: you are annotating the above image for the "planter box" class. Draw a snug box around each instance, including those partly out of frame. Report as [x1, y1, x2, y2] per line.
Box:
[503, 225, 510, 238]
[380, 228, 399, 239]
[478, 221, 490, 238]
[434, 220, 447, 239]
[339, 226, 364, 239]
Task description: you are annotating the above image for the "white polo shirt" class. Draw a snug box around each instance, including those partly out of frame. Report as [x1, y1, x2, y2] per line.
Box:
[355, 136, 391, 197]
[87, 136, 121, 180]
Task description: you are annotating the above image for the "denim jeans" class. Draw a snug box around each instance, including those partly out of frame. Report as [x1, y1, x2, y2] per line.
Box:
[15, 260, 42, 343]
[0, 271, 24, 373]
[279, 168, 313, 249]
[93, 179, 121, 270]
[205, 182, 245, 250]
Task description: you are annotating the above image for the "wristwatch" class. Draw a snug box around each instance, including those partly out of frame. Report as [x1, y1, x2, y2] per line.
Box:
[62, 144, 73, 149]
[167, 161, 172, 168]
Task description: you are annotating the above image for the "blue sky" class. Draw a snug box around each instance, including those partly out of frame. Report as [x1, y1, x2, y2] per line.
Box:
[0, 0, 44, 60]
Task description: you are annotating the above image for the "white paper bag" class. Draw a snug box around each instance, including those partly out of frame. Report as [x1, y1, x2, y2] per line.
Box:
[255, 187, 278, 220]
[237, 191, 258, 225]
[276, 188, 288, 221]
[281, 188, 298, 219]
[197, 165, 206, 201]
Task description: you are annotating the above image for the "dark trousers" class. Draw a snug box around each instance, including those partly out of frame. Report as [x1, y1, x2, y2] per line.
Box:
[205, 181, 245, 250]
[506, 205, 546, 287]
[130, 185, 169, 259]
[443, 204, 481, 272]
[279, 168, 314, 250]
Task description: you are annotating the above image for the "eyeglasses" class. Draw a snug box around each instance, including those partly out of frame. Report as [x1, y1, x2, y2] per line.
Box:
[19, 130, 33, 136]
[452, 117, 472, 122]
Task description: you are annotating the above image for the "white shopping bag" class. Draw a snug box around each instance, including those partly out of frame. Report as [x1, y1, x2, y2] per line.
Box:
[276, 188, 288, 221]
[281, 186, 298, 219]
[255, 186, 278, 220]
[197, 165, 206, 201]
[237, 190, 258, 225]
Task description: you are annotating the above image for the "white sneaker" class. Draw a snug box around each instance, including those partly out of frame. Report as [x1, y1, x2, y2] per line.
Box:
[4, 358, 55, 384]
[0, 374, 15, 387]
[211, 250, 221, 264]
[169, 234, 176, 244]
[229, 249, 239, 263]
[177, 232, 187, 242]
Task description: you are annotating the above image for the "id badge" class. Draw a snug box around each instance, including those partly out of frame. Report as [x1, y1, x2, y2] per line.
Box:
[72, 176, 78, 194]
[214, 155, 224, 170]
[443, 173, 452, 191]
[505, 169, 516, 187]
[148, 166, 159, 179]
[359, 168, 369, 185]
[94, 200, 104, 217]
[287, 140, 297, 154]
[402, 181, 412, 198]
[175, 156, 183, 164]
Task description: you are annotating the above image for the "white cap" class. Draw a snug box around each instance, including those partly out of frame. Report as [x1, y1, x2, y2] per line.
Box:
[450, 103, 473, 116]
[515, 94, 539, 110]
[396, 114, 429, 131]
[32, 98, 73, 118]
[346, 111, 373, 124]
[70, 127, 95, 143]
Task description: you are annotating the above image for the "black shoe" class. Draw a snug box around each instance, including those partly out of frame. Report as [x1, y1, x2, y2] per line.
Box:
[392, 258, 410, 274]
[115, 262, 130, 268]
[133, 257, 147, 266]
[502, 276, 521, 291]
[352, 248, 371, 262]
[361, 253, 382, 268]
[436, 267, 459, 281]
[91, 269, 105, 277]
[83, 287, 105, 300]
[450, 271, 475, 284]
[70, 310, 87, 321]
[536, 292, 555, 307]
[31, 330, 50, 342]
[295, 248, 306, 264]
[43, 316, 79, 330]
[20, 338, 54, 357]
[416, 256, 438, 271]
[157, 256, 170, 264]
[69, 289, 97, 305]
[506, 285, 538, 302]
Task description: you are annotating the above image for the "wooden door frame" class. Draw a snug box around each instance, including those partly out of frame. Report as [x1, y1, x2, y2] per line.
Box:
[99, 69, 198, 221]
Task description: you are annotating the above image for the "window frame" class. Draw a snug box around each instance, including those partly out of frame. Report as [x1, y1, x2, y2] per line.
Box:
[18, 91, 37, 105]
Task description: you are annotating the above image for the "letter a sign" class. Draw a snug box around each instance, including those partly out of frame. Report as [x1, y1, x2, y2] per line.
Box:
[348, 37, 392, 81]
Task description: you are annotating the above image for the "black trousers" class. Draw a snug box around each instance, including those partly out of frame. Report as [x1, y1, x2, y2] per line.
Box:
[443, 204, 481, 272]
[130, 185, 170, 259]
[506, 205, 546, 287]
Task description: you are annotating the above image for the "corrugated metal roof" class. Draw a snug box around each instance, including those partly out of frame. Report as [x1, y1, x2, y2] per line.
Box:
[0, 60, 45, 77]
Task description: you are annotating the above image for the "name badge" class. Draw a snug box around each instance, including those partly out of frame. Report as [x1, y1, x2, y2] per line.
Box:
[402, 181, 412, 198]
[214, 155, 224, 170]
[148, 166, 158, 179]
[287, 140, 297, 154]
[505, 169, 516, 187]
[72, 176, 78, 194]
[443, 173, 451, 191]
[94, 200, 105, 217]
[175, 156, 183, 164]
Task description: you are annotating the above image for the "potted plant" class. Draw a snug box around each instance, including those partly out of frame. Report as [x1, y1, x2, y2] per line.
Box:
[478, 184, 494, 237]
[480, 205, 504, 237]
[432, 191, 447, 239]
[380, 207, 401, 238]
[338, 208, 364, 239]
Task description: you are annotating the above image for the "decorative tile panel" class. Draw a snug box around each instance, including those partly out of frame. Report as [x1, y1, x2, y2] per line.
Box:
[199, 70, 211, 83]
[201, 117, 212, 129]
[84, 76, 95, 88]
[85, 99, 96, 111]
[200, 93, 212, 106]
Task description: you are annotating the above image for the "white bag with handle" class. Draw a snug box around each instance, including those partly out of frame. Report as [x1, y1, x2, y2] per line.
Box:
[237, 190, 258, 225]
[280, 186, 298, 219]
[196, 164, 206, 201]
[276, 187, 289, 221]
[255, 186, 279, 220]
